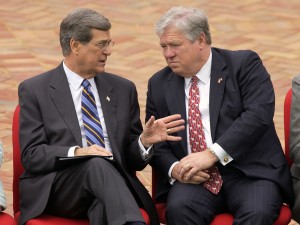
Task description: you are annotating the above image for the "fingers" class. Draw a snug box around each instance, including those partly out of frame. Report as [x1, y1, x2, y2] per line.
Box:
[163, 116, 185, 133]
[165, 119, 185, 128]
[162, 114, 182, 123]
[89, 145, 113, 156]
[183, 171, 210, 184]
[178, 162, 191, 178]
[165, 125, 185, 136]
[145, 115, 155, 128]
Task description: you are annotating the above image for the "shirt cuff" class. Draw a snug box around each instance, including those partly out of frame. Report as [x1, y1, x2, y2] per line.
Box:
[210, 143, 233, 165]
[138, 136, 153, 160]
[168, 161, 179, 185]
[68, 146, 79, 157]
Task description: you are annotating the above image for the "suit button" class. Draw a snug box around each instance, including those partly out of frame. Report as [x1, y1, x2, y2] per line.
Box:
[224, 157, 228, 163]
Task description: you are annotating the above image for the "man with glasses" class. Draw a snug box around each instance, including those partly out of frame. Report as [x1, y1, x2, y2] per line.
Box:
[18, 8, 185, 225]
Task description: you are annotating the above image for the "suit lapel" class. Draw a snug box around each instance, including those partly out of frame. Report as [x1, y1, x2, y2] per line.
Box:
[49, 63, 82, 146]
[209, 49, 227, 141]
[164, 72, 188, 154]
[94, 74, 117, 139]
[94, 74, 122, 163]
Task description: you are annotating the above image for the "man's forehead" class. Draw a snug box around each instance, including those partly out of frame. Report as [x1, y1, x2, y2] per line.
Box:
[159, 33, 186, 44]
[91, 29, 110, 39]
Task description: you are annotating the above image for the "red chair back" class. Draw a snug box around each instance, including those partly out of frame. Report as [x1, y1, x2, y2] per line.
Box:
[284, 88, 294, 167]
[12, 105, 22, 218]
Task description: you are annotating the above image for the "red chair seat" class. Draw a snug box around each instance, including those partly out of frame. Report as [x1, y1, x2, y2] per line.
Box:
[155, 202, 290, 225]
[0, 212, 16, 225]
[26, 215, 89, 225]
[14, 208, 149, 225]
[152, 168, 291, 225]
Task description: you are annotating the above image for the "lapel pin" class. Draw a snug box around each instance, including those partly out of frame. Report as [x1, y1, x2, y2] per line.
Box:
[106, 96, 110, 102]
[218, 78, 223, 84]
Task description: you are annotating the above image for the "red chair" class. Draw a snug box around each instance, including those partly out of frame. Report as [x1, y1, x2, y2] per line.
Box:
[152, 171, 291, 225]
[0, 212, 16, 225]
[12, 105, 150, 225]
[284, 88, 293, 168]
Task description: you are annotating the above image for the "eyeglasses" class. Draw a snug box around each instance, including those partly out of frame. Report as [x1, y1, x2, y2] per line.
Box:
[95, 40, 114, 50]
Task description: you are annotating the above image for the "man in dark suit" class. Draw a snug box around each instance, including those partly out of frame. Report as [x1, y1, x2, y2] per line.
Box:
[146, 6, 294, 225]
[18, 8, 185, 225]
[289, 74, 300, 223]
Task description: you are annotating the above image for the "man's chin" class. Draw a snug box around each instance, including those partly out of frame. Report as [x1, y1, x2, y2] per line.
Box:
[96, 67, 105, 73]
[169, 66, 181, 74]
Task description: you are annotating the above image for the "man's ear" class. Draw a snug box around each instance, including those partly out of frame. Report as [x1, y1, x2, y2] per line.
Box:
[70, 38, 80, 55]
[197, 33, 206, 49]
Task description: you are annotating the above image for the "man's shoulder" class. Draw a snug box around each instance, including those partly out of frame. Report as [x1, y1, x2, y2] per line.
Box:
[19, 64, 61, 87]
[150, 66, 173, 81]
[292, 74, 300, 84]
[213, 47, 258, 58]
[213, 47, 260, 62]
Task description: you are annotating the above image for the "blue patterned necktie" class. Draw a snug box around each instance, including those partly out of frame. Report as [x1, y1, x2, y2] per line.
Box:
[81, 79, 105, 147]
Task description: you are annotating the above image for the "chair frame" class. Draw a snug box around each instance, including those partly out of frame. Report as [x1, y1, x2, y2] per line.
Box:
[284, 88, 293, 167]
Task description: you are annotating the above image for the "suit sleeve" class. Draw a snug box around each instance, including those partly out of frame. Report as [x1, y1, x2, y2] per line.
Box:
[215, 51, 276, 159]
[123, 82, 150, 171]
[146, 76, 180, 176]
[290, 75, 300, 171]
[18, 81, 70, 174]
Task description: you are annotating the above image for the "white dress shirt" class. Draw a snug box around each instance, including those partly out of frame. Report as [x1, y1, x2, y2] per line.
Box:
[63, 62, 150, 158]
[168, 51, 233, 181]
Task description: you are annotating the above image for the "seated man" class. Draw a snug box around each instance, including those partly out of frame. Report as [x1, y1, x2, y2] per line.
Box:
[146, 6, 294, 225]
[289, 74, 300, 223]
[18, 8, 185, 225]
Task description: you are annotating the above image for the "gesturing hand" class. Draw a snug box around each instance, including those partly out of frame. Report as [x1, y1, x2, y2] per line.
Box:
[141, 114, 185, 147]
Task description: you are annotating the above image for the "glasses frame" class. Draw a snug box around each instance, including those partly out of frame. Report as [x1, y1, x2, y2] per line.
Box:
[95, 40, 114, 51]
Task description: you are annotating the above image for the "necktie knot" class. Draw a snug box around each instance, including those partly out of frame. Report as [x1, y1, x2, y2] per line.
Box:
[82, 79, 91, 89]
[191, 76, 199, 85]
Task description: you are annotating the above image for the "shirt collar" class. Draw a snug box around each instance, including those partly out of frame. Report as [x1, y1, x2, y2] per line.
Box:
[185, 50, 212, 88]
[63, 61, 96, 90]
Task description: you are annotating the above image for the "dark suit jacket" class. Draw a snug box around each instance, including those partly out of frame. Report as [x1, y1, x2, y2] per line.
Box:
[290, 75, 300, 221]
[18, 63, 159, 225]
[146, 48, 294, 206]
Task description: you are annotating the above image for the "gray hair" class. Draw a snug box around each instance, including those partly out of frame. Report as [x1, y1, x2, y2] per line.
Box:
[60, 8, 111, 56]
[155, 6, 212, 44]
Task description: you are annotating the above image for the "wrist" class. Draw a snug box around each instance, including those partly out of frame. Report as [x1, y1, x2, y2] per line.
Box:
[140, 133, 151, 148]
[208, 147, 220, 162]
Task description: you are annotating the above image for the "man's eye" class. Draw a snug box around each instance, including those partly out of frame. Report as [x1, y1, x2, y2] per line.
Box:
[170, 43, 180, 47]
